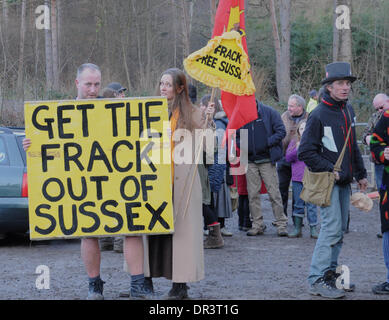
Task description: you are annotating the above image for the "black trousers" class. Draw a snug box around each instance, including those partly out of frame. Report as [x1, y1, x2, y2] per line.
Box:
[277, 159, 292, 216]
[203, 203, 218, 227]
[238, 195, 251, 228]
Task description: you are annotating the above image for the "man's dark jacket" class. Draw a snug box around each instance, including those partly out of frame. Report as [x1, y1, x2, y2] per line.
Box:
[238, 100, 286, 164]
[298, 91, 366, 185]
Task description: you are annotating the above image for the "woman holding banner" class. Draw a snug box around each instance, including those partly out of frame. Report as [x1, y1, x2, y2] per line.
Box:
[146, 68, 214, 299]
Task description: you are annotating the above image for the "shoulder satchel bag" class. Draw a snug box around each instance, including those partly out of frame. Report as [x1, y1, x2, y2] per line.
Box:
[300, 123, 352, 207]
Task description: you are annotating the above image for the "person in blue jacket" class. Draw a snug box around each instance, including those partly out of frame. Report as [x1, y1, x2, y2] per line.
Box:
[237, 99, 288, 237]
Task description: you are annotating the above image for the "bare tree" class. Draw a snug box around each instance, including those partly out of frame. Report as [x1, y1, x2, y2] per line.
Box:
[279, 0, 291, 102]
[171, 0, 178, 67]
[333, 0, 352, 64]
[210, 0, 217, 27]
[17, 0, 27, 94]
[269, 0, 291, 103]
[181, 0, 191, 60]
[45, 0, 53, 91]
[51, 0, 59, 91]
[2, 0, 8, 41]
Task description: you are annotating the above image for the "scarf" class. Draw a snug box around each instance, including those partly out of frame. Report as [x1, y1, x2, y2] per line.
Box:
[170, 108, 180, 185]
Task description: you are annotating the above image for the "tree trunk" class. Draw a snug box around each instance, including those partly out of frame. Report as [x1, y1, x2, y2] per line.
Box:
[333, 0, 352, 64]
[269, 0, 281, 98]
[181, 0, 190, 62]
[57, 0, 62, 69]
[131, 0, 145, 89]
[279, 0, 291, 103]
[45, 0, 53, 91]
[210, 0, 217, 28]
[0, 1, 7, 85]
[145, 0, 152, 89]
[51, 0, 59, 91]
[332, 0, 339, 61]
[171, 0, 177, 67]
[2, 0, 8, 41]
[0, 10, 4, 120]
[269, 0, 290, 103]
[17, 0, 27, 95]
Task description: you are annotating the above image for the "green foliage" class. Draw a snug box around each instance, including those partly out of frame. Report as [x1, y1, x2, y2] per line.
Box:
[291, 14, 332, 70]
[290, 13, 333, 94]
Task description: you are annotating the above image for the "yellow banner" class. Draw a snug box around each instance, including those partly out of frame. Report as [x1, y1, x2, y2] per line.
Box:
[184, 31, 255, 96]
[24, 97, 174, 240]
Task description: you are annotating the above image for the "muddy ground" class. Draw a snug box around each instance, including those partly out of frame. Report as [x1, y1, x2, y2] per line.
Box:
[0, 189, 388, 301]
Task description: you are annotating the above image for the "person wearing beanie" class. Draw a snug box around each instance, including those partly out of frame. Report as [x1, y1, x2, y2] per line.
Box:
[306, 89, 319, 113]
[107, 82, 127, 98]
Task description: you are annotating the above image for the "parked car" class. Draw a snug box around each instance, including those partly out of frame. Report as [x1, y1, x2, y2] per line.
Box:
[0, 127, 28, 238]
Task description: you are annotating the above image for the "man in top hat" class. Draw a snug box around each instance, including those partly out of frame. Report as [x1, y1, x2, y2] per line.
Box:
[298, 62, 368, 299]
[107, 82, 127, 98]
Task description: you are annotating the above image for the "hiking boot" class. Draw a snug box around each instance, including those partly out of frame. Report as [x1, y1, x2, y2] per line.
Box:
[120, 277, 154, 298]
[204, 223, 224, 249]
[277, 228, 288, 237]
[99, 237, 113, 251]
[372, 282, 389, 294]
[130, 279, 154, 299]
[87, 278, 105, 300]
[309, 277, 345, 299]
[325, 270, 355, 292]
[247, 225, 266, 236]
[310, 225, 319, 239]
[113, 237, 123, 253]
[288, 216, 302, 238]
[221, 227, 233, 237]
[243, 217, 252, 230]
[168, 283, 189, 300]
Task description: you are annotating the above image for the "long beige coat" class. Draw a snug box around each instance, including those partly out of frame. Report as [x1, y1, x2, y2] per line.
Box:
[124, 107, 207, 283]
[168, 106, 208, 282]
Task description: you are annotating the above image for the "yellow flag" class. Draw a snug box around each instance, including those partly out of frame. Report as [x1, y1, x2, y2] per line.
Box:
[184, 31, 255, 96]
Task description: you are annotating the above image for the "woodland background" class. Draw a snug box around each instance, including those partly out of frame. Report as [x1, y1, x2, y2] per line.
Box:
[0, 0, 388, 126]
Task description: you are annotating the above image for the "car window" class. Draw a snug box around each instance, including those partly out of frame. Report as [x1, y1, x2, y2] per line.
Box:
[16, 135, 26, 165]
[0, 137, 10, 166]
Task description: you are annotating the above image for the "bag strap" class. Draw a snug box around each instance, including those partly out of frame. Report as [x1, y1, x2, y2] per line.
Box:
[333, 107, 352, 172]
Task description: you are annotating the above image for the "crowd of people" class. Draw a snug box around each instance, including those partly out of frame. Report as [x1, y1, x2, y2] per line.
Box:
[22, 61, 389, 300]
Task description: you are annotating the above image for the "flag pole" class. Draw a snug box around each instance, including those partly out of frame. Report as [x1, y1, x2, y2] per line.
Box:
[181, 87, 216, 219]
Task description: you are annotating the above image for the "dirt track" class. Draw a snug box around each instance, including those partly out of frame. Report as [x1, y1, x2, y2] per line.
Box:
[0, 190, 388, 301]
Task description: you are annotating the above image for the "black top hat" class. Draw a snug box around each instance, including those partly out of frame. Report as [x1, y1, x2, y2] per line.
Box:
[321, 62, 357, 85]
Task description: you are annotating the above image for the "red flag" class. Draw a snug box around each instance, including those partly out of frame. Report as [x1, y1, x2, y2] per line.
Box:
[212, 0, 257, 132]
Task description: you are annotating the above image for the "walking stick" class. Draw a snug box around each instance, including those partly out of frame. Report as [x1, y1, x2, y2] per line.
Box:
[180, 88, 217, 219]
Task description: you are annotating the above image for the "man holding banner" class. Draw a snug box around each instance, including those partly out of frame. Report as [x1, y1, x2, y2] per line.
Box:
[23, 63, 160, 300]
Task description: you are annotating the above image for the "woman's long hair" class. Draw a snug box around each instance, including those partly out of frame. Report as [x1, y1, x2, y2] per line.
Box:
[160, 68, 195, 132]
[296, 119, 307, 141]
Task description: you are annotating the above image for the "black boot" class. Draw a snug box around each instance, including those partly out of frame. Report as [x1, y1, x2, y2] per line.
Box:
[87, 277, 105, 300]
[241, 195, 252, 230]
[168, 282, 189, 300]
[238, 196, 245, 230]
